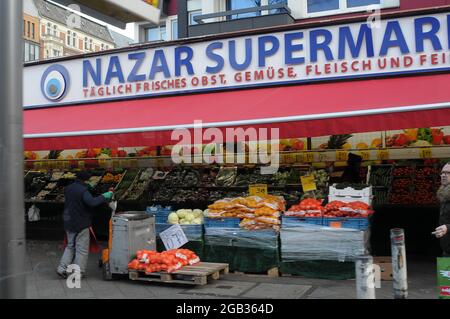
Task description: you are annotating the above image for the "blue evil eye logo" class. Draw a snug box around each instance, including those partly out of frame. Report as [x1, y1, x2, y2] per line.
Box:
[41, 65, 70, 102]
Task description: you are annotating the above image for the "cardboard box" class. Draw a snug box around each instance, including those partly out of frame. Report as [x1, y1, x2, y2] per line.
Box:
[374, 256, 393, 281]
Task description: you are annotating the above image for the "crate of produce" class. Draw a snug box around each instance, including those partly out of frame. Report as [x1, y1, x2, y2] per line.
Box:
[322, 217, 369, 230]
[147, 206, 173, 223]
[282, 216, 323, 228]
[204, 217, 241, 229]
[329, 184, 372, 197]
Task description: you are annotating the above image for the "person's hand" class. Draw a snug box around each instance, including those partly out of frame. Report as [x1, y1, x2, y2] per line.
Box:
[433, 225, 448, 238]
[102, 191, 113, 200]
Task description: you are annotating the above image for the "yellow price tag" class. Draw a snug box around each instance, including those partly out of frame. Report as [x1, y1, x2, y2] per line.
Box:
[129, 159, 138, 168]
[98, 159, 107, 168]
[336, 151, 348, 161]
[56, 161, 64, 169]
[249, 184, 268, 196]
[299, 152, 314, 163]
[112, 159, 120, 168]
[301, 175, 317, 192]
[42, 161, 49, 170]
[34, 161, 42, 170]
[318, 152, 329, 162]
[285, 153, 296, 164]
[78, 161, 85, 169]
[376, 150, 389, 161]
[419, 148, 433, 159]
[358, 151, 370, 161]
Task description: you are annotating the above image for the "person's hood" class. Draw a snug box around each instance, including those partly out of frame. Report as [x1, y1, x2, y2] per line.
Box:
[437, 184, 450, 203]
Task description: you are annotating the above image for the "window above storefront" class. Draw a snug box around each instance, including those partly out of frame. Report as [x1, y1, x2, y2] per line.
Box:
[299, 0, 400, 19]
[145, 25, 167, 42]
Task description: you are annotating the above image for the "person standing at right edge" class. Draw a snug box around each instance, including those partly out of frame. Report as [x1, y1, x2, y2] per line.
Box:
[434, 162, 450, 257]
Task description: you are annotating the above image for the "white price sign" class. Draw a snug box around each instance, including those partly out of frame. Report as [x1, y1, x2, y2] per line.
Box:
[160, 224, 188, 251]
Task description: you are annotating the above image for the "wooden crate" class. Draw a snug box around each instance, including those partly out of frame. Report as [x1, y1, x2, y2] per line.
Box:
[129, 262, 229, 286]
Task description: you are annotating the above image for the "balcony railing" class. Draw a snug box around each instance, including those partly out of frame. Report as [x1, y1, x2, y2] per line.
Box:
[41, 33, 64, 44]
[189, 3, 294, 37]
[193, 3, 291, 24]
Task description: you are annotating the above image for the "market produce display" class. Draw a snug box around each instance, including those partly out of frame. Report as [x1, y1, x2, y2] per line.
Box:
[215, 167, 237, 187]
[382, 165, 441, 205]
[168, 209, 205, 225]
[323, 201, 372, 218]
[121, 168, 154, 201]
[128, 249, 200, 274]
[206, 195, 285, 231]
[114, 169, 141, 200]
[285, 198, 323, 217]
[369, 166, 392, 187]
[94, 170, 124, 195]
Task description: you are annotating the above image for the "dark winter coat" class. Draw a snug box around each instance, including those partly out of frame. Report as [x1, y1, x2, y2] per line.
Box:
[437, 185, 450, 254]
[63, 180, 106, 233]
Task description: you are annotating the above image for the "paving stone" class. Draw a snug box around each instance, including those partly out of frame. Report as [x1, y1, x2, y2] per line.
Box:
[242, 283, 312, 299]
[183, 280, 257, 297]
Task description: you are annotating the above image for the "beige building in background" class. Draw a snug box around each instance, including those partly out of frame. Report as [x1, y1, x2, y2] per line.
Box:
[28, 0, 117, 61]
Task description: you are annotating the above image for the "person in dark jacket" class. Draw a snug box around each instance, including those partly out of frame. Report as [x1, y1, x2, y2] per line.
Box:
[341, 153, 363, 184]
[435, 163, 450, 257]
[56, 171, 113, 278]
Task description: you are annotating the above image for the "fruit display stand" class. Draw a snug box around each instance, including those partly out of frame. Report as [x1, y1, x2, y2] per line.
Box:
[367, 162, 443, 256]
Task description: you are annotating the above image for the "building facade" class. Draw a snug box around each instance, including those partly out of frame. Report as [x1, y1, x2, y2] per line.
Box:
[30, 0, 116, 60]
[23, 0, 41, 62]
[135, 0, 450, 43]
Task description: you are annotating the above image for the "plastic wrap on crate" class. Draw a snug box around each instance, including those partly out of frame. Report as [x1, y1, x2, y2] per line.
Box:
[204, 217, 241, 229]
[282, 216, 323, 228]
[280, 224, 369, 262]
[155, 223, 203, 241]
[204, 227, 278, 250]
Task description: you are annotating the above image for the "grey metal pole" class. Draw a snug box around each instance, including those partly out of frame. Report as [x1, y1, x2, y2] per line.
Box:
[355, 255, 376, 299]
[390, 228, 408, 299]
[0, 0, 26, 299]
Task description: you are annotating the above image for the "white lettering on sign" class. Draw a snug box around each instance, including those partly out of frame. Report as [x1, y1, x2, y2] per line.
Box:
[24, 12, 450, 108]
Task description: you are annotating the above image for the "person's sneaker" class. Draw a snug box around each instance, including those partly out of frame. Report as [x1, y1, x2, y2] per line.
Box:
[56, 270, 67, 279]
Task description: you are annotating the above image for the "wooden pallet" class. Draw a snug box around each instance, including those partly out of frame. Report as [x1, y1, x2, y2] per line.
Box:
[128, 262, 229, 286]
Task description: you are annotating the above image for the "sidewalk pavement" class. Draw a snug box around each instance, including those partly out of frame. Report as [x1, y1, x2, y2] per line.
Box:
[24, 241, 438, 299]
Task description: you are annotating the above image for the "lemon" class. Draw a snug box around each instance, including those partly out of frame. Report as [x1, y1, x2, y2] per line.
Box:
[342, 142, 352, 150]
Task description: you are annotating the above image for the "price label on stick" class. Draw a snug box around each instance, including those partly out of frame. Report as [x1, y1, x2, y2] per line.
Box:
[160, 225, 188, 250]
[249, 184, 268, 196]
[301, 175, 317, 192]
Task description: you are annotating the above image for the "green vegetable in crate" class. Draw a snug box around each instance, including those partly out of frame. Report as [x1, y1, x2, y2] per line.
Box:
[168, 213, 179, 224]
[169, 209, 204, 225]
